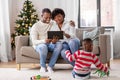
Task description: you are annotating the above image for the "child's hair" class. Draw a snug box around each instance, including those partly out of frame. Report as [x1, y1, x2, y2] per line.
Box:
[83, 38, 93, 44]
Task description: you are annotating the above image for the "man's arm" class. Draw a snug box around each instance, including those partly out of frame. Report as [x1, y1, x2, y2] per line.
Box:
[30, 24, 46, 45]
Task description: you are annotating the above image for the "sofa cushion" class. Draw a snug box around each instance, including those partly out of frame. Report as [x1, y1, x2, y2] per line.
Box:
[76, 28, 84, 41]
[92, 45, 100, 56]
[20, 46, 64, 60]
[83, 27, 99, 45]
[21, 46, 40, 59]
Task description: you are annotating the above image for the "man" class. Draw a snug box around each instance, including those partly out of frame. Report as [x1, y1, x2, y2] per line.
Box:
[30, 8, 62, 73]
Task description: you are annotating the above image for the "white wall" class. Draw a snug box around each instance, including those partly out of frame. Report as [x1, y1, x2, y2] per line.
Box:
[10, 0, 78, 33]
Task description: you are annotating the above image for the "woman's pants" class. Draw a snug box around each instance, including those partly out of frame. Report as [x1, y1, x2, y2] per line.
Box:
[61, 38, 80, 66]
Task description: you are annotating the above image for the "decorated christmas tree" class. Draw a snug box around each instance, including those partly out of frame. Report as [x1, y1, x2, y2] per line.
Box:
[11, 0, 39, 49]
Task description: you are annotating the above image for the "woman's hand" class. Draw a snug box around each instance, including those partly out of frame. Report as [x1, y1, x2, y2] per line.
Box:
[70, 20, 75, 27]
[63, 31, 70, 38]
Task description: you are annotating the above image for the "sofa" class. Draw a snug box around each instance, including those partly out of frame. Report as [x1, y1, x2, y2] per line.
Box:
[15, 27, 111, 70]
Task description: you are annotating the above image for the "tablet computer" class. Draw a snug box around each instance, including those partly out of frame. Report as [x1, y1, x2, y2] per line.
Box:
[47, 31, 63, 39]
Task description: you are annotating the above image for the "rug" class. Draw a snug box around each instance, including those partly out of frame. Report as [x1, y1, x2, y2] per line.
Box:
[0, 67, 120, 80]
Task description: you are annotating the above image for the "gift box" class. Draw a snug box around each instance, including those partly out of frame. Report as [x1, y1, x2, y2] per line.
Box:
[31, 75, 51, 80]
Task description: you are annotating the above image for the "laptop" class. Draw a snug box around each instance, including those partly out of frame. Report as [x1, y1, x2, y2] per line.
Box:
[47, 31, 63, 39]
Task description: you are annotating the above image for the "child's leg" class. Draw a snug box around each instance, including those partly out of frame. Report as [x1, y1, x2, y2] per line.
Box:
[75, 75, 90, 80]
[72, 70, 90, 80]
[72, 70, 76, 78]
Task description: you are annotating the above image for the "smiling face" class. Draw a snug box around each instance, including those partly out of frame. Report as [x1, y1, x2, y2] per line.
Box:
[52, 8, 65, 25]
[54, 14, 64, 25]
[41, 12, 51, 24]
[82, 40, 93, 52]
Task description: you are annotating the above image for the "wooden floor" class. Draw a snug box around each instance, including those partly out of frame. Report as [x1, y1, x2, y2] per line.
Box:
[0, 59, 120, 69]
[0, 60, 40, 68]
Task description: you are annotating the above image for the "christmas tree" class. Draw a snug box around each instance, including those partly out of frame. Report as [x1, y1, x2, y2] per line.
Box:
[11, 0, 39, 49]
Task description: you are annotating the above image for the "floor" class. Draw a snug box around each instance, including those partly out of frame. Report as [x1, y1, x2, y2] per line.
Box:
[0, 59, 120, 80]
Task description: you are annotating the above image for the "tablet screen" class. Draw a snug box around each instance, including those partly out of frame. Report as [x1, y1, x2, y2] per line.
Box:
[47, 31, 63, 39]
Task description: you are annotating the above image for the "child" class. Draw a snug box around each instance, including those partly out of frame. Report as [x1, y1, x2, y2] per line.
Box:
[65, 38, 109, 80]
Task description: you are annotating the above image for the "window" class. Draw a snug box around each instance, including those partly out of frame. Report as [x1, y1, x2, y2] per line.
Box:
[80, 0, 97, 27]
[101, 0, 113, 26]
[79, 0, 113, 27]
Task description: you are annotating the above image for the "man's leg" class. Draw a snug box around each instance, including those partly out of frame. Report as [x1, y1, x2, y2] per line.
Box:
[35, 44, 48, 72]
[48, 42, 62, 72]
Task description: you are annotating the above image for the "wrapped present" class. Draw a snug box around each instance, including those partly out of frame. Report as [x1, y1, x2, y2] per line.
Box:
[31, 75, 51, 80]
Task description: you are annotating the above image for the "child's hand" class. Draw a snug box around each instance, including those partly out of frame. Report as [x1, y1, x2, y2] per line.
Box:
[65, 50, 70, 54]
[107, 71, 110, 77]
[93, 69, 110, 77]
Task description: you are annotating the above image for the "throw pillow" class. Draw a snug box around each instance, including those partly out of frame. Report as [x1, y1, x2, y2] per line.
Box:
[83, 27, 99, 46]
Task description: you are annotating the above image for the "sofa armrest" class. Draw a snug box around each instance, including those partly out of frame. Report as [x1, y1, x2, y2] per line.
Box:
[15, 36, 29, 51]
[15, 36, 29, 63]
[99, 34, 111, 64]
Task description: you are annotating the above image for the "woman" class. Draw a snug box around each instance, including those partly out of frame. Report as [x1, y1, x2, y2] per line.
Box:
[51, 8, 80, 66]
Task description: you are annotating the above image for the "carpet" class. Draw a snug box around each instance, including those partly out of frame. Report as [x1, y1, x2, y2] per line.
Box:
[0, 67, 120, 80]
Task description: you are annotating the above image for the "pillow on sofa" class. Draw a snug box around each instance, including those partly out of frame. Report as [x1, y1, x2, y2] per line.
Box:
[83, 27, 99, 46]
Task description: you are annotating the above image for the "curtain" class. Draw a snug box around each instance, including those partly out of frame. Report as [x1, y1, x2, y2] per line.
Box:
[0, 0, 12, 62]
[113, 0, 120, 58]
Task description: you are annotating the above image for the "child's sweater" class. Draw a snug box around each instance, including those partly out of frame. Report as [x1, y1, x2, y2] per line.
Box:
[65, 50, 108, 75]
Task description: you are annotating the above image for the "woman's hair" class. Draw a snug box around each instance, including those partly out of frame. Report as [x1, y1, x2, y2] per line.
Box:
[51, 8, 65, 20]
[42, 8, 51, 14]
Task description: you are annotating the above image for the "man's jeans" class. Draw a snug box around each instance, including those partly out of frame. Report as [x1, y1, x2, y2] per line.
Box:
[35, 42, 62, 68]
[61, 38, 80, 66]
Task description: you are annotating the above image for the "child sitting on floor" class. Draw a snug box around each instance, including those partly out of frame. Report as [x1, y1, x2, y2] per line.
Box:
[65, 38, 109, 80]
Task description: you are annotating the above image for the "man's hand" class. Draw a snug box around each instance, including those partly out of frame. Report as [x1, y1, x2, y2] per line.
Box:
[51, 36, 59, 44]
[45, 39, 52, 43]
